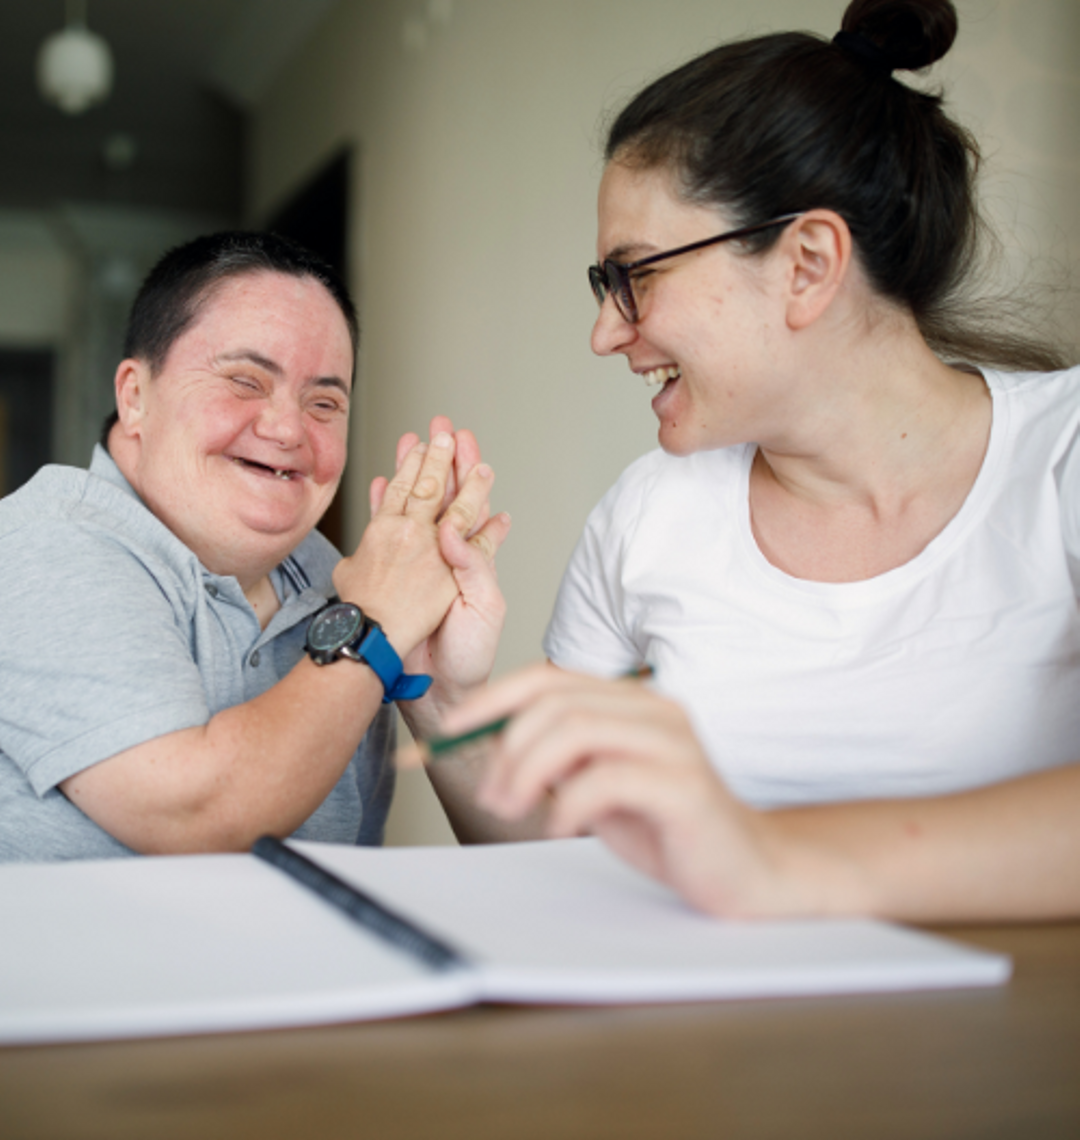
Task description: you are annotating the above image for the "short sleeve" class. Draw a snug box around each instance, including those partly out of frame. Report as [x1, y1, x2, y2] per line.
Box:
[542, 458, 654, 676]
[1044, 372, 1080, 597]
[0, 519, 210, 795]
[1059, 427, 1080, 586]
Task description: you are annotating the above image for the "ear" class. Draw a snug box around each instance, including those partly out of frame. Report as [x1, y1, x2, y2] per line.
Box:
[780, 211, 852, 331]
[113, 359, 151, 437]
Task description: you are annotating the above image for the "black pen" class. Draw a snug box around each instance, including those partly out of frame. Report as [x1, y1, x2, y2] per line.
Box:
[420, 663, 654, 763]
[252, 836, 466, 972]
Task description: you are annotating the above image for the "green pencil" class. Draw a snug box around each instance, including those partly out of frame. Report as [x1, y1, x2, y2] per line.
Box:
[421, 664, 653, 762]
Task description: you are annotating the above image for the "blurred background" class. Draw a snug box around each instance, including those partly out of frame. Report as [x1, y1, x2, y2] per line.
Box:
[2, 0, 1077, 844]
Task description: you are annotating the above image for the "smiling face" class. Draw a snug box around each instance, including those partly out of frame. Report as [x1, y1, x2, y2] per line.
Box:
[591, 161, 788, 456]
[112, 270, 354, 588]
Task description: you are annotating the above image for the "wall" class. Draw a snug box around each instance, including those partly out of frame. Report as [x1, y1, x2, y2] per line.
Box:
[0, 206, 236, 474]
[247, 0, 1080, 844]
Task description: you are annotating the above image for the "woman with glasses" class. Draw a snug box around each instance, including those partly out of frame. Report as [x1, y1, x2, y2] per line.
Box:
[432, 0, 1080, 920]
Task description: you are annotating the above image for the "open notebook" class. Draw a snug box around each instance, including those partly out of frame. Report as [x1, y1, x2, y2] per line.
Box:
[0, 838, 1010, 1044]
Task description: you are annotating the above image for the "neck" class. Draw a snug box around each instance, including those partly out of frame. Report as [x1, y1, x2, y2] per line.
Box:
[756, 311, 989, 514]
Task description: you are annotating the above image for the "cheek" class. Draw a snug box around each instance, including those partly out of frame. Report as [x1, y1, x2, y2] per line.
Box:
[173, 394, 255, 456]
[309, 422, 349, 484]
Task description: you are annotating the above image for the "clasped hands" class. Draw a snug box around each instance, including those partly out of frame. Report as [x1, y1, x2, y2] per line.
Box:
[333, 415, 510, 713]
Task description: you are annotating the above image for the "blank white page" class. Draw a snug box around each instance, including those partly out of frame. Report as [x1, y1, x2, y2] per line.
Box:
[0, 854, 476, 1044]
[304, 838, 1012, 1003]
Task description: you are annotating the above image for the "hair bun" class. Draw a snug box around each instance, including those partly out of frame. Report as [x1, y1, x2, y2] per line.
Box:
[840, 0, 957, 72]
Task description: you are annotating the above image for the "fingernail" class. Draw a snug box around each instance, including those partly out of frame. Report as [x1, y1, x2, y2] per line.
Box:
[477, 463, 493, 478]
[433, 432, 453, 449]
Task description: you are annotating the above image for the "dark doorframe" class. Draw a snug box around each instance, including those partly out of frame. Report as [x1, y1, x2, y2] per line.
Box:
[266, 149, 352, 552]
[0, 349, 54, 498]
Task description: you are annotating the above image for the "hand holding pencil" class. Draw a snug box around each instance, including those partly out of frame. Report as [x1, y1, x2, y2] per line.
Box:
[408, 661, 777, 915]
[421, 661, 804, 917]
[402, 663, 654, 767]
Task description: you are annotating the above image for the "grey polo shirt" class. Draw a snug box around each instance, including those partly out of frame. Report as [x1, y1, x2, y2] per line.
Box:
[0, 446, 394, 863]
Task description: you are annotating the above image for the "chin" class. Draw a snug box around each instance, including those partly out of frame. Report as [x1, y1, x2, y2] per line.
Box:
[657, 427, 701, 458]
[236, 507, 315, 545]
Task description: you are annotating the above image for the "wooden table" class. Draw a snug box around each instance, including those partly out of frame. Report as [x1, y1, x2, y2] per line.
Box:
[2, 923, 1078, 1140]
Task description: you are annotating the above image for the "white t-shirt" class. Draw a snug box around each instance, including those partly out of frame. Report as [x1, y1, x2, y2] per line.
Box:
[543, 367, 1080, 808]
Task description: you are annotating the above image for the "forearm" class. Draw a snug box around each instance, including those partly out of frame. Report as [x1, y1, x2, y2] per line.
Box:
[396, 696, 544, 843]
[62, 655, 385, 854]
[446, 666, 1080, 922]
[428, 744, 549, 844]
[763, 764, 1080, 923]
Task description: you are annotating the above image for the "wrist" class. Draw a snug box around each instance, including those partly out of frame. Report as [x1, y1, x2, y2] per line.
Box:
[335, 597, 415, 662]
[305, 601, 432, 704]
[759, 810, 877, 918]
[399, 672, 486, 742]
[399, 684, 456, 741]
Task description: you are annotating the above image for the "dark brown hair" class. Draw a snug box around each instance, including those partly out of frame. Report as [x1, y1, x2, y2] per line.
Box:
[605, 0, 1067, 372]
[123, 230, 358, 371]
[102, 231, 358, 448]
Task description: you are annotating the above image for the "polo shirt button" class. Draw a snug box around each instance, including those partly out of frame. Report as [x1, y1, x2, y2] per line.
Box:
[250, 650, 261, 668]
[204, 583, 218, 598]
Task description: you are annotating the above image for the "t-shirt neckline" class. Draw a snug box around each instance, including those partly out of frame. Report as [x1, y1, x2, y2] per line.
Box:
[733, 369, 1008, 602]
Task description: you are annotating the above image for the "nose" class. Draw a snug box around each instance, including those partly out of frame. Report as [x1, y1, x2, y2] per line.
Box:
[590, 296, 637, 357]
[254, 394, 305, 448]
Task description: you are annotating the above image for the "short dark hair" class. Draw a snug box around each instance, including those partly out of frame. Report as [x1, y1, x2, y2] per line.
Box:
[101, 231, 358, 449]
[605, 0, 1065, 372]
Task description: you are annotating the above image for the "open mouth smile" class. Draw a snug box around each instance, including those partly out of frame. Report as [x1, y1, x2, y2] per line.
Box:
[642, 365, 680, 388]
[231, 456, 300, 481]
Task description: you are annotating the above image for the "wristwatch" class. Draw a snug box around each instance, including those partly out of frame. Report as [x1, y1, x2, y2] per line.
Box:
[305, 600, 432, 703]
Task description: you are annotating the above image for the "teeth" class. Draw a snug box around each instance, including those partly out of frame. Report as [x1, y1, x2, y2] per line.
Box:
[233, 457, 294, 480]
[643, 365, 680, 388]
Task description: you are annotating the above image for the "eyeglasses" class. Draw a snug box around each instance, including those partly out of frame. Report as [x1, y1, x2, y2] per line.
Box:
[588, 213, 804, 324]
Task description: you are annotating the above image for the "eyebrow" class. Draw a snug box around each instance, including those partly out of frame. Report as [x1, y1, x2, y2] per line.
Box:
[215, 350, 351, 397]
[217, 349, 282, 374]
[601, 242, 658, 264]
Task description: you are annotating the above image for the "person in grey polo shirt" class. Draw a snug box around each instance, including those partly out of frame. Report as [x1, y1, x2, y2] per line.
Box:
[0, 232, 509, 862]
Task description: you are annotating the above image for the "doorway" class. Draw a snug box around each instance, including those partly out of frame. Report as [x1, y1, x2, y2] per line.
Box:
[266, 149, 352, 551]
[0, 349, 54, 498]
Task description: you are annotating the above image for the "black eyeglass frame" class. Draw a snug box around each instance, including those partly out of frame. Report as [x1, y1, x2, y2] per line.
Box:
[588, 212, 804, 324]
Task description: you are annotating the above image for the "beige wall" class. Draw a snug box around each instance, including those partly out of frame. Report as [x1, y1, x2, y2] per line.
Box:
[248, 0, 1080, 844]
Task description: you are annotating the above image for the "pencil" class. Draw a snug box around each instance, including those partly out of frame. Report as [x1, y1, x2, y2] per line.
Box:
[419, 663, 654, 763]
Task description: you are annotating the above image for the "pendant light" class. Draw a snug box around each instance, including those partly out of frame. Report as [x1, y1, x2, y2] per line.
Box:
[37, 0, 114, 115]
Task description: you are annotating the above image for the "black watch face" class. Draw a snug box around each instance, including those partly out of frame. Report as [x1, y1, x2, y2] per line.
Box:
[308, 603, 364, 653]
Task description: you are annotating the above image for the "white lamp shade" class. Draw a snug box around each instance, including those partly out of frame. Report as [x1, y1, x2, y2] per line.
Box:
[36, 26, 114, 114]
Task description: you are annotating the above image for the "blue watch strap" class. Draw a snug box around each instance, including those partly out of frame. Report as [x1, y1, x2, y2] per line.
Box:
[357, 625, 433, 703]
